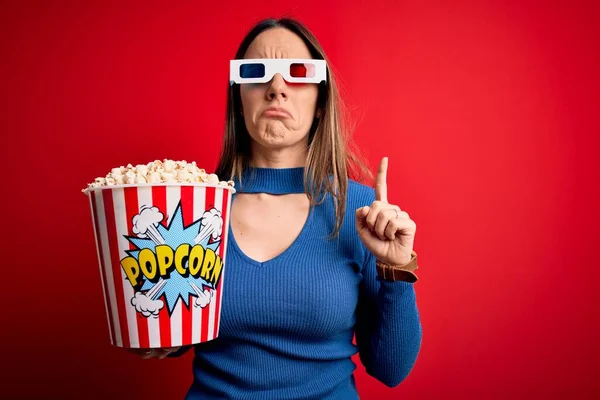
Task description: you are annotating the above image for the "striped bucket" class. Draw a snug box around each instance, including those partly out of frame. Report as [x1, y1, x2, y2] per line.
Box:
[84, 184, 234, 349]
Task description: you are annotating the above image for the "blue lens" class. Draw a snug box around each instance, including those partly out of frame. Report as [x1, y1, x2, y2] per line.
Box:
[240, 63, 265, 78]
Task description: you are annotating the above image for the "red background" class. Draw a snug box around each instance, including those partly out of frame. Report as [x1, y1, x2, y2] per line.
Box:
[2, 0, 599, 398]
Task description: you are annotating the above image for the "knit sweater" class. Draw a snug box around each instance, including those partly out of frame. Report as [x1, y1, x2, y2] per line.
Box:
[169, 167, 422, 399]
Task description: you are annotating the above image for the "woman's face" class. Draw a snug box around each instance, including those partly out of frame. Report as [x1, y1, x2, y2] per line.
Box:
[240, 27, 319, 151]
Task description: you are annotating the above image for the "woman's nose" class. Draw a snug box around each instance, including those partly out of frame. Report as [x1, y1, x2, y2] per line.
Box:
[266, 73, 288, 101]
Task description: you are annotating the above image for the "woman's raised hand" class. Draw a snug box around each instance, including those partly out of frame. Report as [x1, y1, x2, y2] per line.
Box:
[355, 157, 417, 266]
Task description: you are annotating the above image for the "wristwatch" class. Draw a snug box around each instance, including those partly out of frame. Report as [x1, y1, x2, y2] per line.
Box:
[375, 251, 419, 282]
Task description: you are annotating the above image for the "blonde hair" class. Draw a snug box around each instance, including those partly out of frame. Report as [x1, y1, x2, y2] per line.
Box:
[215, 18, 373, 239]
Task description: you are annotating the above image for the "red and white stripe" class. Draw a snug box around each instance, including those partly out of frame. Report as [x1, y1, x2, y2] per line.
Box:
[89, 184, 232, 348]
[137, 186, 161, 348]
[191, 186, 205, 344]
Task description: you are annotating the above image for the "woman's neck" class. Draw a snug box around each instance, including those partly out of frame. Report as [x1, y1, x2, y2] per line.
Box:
[235, 165, 306, 194]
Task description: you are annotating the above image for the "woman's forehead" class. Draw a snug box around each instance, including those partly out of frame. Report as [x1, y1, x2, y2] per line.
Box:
[244, 27, 312, 60]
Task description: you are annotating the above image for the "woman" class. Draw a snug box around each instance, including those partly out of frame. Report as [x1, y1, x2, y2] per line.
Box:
[131, 17, 422, 399]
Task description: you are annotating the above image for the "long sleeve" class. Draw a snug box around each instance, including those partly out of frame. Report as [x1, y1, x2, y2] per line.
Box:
[355, 246, 423, 387]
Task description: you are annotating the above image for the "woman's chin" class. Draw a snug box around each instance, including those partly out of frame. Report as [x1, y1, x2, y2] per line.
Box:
[249, 123, 308, 148]
[260, 125, 289, 141]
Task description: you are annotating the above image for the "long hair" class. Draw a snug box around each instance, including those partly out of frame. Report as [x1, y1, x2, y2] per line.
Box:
[215, 17, 373, 239]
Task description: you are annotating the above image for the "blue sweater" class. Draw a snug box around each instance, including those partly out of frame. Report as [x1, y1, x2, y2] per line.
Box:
[170, 167, 422, 399]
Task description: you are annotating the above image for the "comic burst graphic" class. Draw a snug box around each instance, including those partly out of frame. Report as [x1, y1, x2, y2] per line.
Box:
[123, 201, 223, 317]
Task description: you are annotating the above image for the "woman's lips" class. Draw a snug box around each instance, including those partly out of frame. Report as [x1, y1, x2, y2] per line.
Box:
[261, 107, 292, 119]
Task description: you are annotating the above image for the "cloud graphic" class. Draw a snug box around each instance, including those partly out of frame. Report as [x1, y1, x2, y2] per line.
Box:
[133, 206, 164, 243]
[190, 283, 214, 308]
[195, 208, 223, 244]
[131, 292, 164, 318]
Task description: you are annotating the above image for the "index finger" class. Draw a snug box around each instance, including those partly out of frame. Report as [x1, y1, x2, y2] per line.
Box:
[375, 157, 388, 203]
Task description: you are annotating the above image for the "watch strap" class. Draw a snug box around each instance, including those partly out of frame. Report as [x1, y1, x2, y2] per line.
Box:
[375, 250, 419, 282]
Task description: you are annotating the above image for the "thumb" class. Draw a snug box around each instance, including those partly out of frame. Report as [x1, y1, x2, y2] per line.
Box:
[355, 206, 370, 227]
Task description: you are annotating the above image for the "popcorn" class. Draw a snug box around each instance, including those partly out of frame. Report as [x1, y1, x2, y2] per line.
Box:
[148, 172, 161, 183]
[206, 174, 219, 184]
[83, 159, 235, 191]
[124, 170, 136, 184]
[177, 169, 190, 182]
[111, 167, 123, 177]
[136, 164, 148, 176]
[163, 159, 175, 172]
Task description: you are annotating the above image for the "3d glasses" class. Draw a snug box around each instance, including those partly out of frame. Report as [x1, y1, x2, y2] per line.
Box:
[230, 58, 327, 85]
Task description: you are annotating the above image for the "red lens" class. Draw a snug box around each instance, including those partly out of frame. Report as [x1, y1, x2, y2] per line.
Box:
[289, 63, 315, 78]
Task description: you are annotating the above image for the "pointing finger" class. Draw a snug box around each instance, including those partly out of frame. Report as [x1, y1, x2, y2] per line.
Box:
[375, 157, 388, 203]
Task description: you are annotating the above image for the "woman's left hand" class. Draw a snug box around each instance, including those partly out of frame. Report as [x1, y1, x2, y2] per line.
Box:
[355, 157, 416, 266]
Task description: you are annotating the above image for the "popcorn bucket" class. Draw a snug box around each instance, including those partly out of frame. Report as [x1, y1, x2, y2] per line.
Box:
[84, 184, 234, 348]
